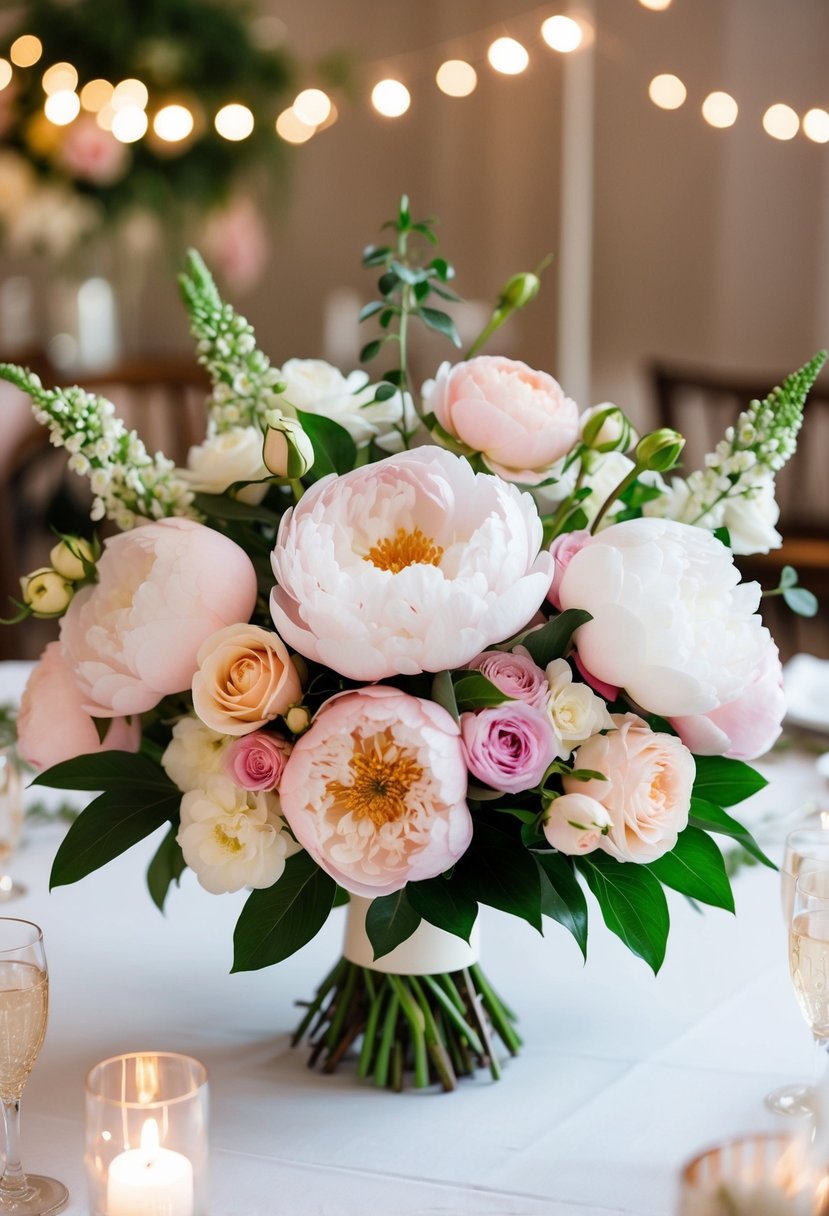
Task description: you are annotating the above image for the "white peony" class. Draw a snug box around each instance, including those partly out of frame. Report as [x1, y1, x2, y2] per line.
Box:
[273, 358, 410, 447]
[558, 517, 771, 717]
[162, 716, 232, 793]
[181, 425, 270, 505]
[270, 446, 553, 682]
[544, 658, 614, 753]
[176, 775, 297, 894]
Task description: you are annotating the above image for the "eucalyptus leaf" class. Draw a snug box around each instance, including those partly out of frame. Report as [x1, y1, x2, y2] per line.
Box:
[418, 307, 461, 347]
[783, 586, 818, 617]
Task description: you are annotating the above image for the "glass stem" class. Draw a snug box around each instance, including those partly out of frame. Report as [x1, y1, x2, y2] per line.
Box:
[0, 1097, 26, 1192]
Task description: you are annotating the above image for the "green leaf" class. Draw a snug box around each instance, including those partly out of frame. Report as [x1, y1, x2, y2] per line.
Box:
[190, 492, 281, 526]
[92, 717, 112, 745]
[691, 755, 768, 807]
[296, 409, 357, 482]
[780, 565, 799, 589]
[365, 890, 421, 959]
[428, 257, 454, 282]
[577, 853, 670, 973]
[378, 271, 400, 296]
[146, 826, 186, 913]
[688, 797, 775, 869]
[333, 886, 350, 908]
[453, 821, 542, 932]
[373, 382, 398, 402]
[406, 878, 478, 943]
[516, 610, 593, 667]
[360, 339, 383, 362]
[362, 244, 392, 267]
[431, 670, 459, 722]
[232, 853, 336, 972]
[418, 306, 461, 347]
[646, 826, 734, 912]
[784, 586, 819, 617]
[534, 852, 588, 958]
[713, 526, 731, 547]
[358, 300, 385, 322]
[34, 750, 176, 794]
[50, 786, 180, 889]
[451, 671, 512, 712]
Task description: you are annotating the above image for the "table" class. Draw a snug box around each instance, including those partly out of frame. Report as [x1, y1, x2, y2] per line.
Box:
[2, 661, 828, 1216]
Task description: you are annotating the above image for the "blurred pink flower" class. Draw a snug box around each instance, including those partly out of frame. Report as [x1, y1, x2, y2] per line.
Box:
[224, 731, 292, 791]
[57, 116, 129, 185]
[279, 685, 471, 898]
[201, 195, 269, 293]
[460, 701, 558, 794]
[60, 518, 258, 717]
[17, 642, 140, 770]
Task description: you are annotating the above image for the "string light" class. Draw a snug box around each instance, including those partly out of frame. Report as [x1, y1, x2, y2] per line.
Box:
[648, 73, 686, 110]
[371, 79, 410, 117]
[112, 79, 149, 110]
[803, 108, 829, 144]
[435, 60, 477, 97]
[215, 103, 254, 140]
[152, 103, 194, 142]
[111, 105, 148, 142]
[80, 78, 113, 112]
[293, 88, 331, 125]
[0, 59, 11, 91]
[762, 103, 799, 141]
[10, 35, 42, 68]
[276, 107, 316, 143]
[487, 37, 529, 75]
[541, 16, 583, 53]
[95, 104, 115, 132]
[638, 0, 672, 9]
[42, 62, 78, 95]
[44, 89, 80, 126]
[701, 91, 738, 129]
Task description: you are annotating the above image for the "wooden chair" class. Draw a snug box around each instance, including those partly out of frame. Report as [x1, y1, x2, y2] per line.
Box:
[649, 360, 829, 658]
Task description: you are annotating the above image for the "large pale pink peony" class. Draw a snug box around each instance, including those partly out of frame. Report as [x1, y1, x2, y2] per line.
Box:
[60, 518, 258, 717]
[558, 517, 772, 719]
[17, 643, 140, 770]
[278, 685, 472, 898]
[270, 446, 553, 681]
[424, 356, 579, 483]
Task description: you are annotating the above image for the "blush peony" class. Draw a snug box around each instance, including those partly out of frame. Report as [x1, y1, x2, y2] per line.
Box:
[270, 446, 553, 681]
[278, 685, 472, 898]
[59, 518, 258, 717]
[557, 516, 772, 718]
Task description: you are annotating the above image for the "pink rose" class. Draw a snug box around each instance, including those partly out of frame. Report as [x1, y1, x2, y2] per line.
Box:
[279, 686, 471, 898]
[543, 792, 613, 855]
[564, 713, 695, 863]
[460, 701, 558, 794]
[59, 518, 258, 717]
[223, 731, 292, 791]
[425, 356, 580, 483]
[17, 643, 141, 770]
[467, 648, 548, 710]
[547, 529, 591, 610]
[670, 633, 784, 761]
[58, 116, 129, 185]
[193, 623, 302, 736]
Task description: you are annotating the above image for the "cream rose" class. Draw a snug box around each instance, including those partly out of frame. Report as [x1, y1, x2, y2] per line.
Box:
[161, 715, 232, 793]
[564, 713, 695, 863]
[192, 623, 302, 736]
[544, 658, 614, 753]
[182, 425, 270, 505]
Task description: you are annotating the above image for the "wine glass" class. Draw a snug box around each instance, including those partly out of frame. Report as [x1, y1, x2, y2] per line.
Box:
[781, 868, 829, 1131]
[0, 919, 67, 1214]
[0, 747, 27, 901]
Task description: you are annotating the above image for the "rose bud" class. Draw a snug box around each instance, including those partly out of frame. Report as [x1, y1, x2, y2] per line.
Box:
[634, 428, 685, 473]
[49, 536, 96, 582]
[20, 568, 74, 618]
[262, 413, 315, 479]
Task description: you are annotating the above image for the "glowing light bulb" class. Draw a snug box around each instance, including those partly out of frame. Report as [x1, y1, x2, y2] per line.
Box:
[803, 108, 829, 144]
[702, 91, 738, 129]
[762, 103, 799, 141]
[10, 35, 42, 68]
[44, 89, 80, 126]
[638, 0, 672, 9]
[436, 59, 477, 97]
[152, 103, 194, 142]
[112, 78, 148, 111]
[648, 73, 686, 110]
[0, 60, 11, 91]
[293, 88, 331, 125]
[80, 79, 113, 112]
[95, 103, 115, 132]
[371, 79, 411, 118]
[276, 107, 316, 143]
[42, 61, 77, 95]
[111, 105, 148, 143]
[215, 103, 254, 140]
[487, 37, 529, 75]
[541, 16, 583, 53]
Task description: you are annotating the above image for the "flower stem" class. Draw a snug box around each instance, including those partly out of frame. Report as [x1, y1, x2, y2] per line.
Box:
[590, 464, 641, 535]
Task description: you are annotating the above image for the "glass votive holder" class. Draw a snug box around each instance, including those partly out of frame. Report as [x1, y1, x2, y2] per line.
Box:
[678, 1133, 829, 1215]
[85, 1051, 209, 1216]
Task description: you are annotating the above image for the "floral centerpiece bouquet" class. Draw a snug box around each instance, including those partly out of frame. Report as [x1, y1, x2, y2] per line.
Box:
[2, 198, 824, 1093]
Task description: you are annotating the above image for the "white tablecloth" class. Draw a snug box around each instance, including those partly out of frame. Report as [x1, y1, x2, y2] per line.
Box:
[2, 661, 828, 1216]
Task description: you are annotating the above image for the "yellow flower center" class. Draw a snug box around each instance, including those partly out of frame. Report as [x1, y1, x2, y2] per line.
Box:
[214, 824, 243, 854]
[328, 733, 423, 827]
[365, 527, 444, 574]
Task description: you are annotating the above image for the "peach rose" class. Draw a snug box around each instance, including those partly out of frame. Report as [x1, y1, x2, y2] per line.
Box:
[424, 356, 579, 484]
[17, 643, 140, 771]
[564, 712, 695, 863]
[192, 623, 302, 736]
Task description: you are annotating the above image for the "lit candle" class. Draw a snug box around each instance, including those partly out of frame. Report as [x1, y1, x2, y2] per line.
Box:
[106, 1118, 194, 1216]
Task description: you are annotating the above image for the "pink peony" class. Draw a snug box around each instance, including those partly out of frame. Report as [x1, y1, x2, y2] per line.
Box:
[547, 529, 591, 610]
[270, 446, 553, 682]
[16, 643, 140, 770]
[223, 732, 292, 791]
[467, 648, 548, 710]
[460, 701, 558, 794]
[425, 356, 580, 484]
[543, 792, 612, 855]
[564, 713, 695, 863]
[59, 518, 258, 717]
[57, 116, 129, 185]
[670, 633, 785, 761]
[279, 685, 472, 898]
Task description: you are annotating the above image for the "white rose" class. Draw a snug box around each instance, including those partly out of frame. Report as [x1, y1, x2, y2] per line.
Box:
[182, 425, 270, 505]
[543, 792, 612, 855]
[162, 716, 232, 793]
[558, 516, 770, 717]
[177, 775, 297, 894]
[544, 658, 614, 753]
[274, 358, 409, 447]
[721, 469, 782, 555]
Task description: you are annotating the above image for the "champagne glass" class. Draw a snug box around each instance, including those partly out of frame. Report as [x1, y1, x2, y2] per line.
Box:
[0, 919, 67, 1214]
[0, 747, 26, 901]
[782, 869, 829, 1130]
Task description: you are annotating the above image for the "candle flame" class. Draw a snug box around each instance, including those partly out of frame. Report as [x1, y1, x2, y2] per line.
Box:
[140, 1117, 159, 1165]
